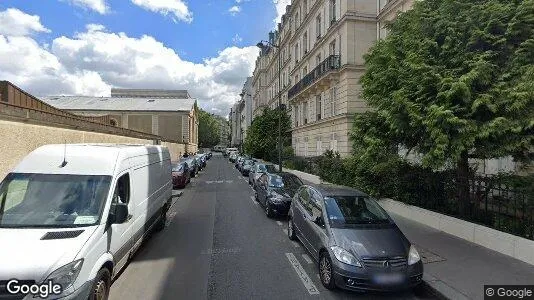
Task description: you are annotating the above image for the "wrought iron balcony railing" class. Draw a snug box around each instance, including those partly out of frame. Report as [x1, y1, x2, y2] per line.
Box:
[288, 55, 340, 99]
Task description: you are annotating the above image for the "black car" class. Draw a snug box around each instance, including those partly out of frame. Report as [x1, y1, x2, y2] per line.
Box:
[240, 159, 255, 176]
[287, 184, 423, 292]
[255, 172, 303, 218]
[180, 157, 198, 177]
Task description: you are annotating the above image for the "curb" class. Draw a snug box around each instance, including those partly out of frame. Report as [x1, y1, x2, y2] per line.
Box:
[420, 274, 470, 300]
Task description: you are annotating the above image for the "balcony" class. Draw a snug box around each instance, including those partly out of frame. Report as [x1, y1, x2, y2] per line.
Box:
[288, 55, 341, 99]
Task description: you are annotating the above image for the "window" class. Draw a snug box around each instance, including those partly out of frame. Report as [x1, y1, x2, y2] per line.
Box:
[298, 187, 312, 213]
[294, 43, 299, 62]
[316, 14, 322, 39]
[295, 12, 299, 30]
[329, 39, 336, 55]
[310, 188, 323, 211]
[330, 0, 336, 24]
[303, 32, 308, 53]
[316, 94, 322, 120]
[316, 138, 323, 155]
[303, 101, 308, 124]
[303, 0, 308, 15]
[316, 54, 321, 66]
[294, 105, 299, 126]
[112, 173, 130, 205]
[0, 173, 111, 228]
[330, 86, 336, 116]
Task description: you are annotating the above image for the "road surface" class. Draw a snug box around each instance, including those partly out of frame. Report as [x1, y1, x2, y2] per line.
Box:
[109, 153, 431, 300]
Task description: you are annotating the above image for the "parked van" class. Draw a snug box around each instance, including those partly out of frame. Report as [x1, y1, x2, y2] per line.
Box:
[224, 147, 238, 157]
[0, 144, 177, 300]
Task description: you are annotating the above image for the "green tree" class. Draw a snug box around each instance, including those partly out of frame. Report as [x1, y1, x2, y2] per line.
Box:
[354, 0, 534, 214]
[198, 109, 220, 148]
[244, 107, 292, 162]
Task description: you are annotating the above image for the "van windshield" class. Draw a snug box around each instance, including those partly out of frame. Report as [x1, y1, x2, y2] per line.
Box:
[0, 173, 112, 228]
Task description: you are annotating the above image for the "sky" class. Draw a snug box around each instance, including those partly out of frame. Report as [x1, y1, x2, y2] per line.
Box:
[0, 0, 292, 116]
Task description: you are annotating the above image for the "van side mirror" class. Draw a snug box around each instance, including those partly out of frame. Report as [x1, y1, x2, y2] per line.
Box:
[110, 203, 129, 224]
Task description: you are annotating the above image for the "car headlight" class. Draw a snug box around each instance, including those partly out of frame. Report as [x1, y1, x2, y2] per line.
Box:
[43, 259, 83, 289]
[408, 245, 421, 265]
[330, 246, 362, 267]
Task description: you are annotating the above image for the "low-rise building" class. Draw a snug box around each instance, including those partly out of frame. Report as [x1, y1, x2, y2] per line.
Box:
[41, 89, 198, 153]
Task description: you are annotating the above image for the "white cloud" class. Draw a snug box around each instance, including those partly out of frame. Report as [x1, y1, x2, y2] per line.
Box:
[228, 5, 241, 16]
[62, 0, 109, 14]
[0, 8, 51, 36]
[232, 34, 243, 44]
[0, 10, 258, 115]
[131, 0, 193, 23]
[273, 0, 291, 25]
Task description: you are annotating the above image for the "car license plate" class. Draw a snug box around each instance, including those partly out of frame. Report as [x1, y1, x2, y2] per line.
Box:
[372, 273, 404, 285]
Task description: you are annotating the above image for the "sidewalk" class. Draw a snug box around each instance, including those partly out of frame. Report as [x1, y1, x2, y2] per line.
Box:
[391, 213, 534, 300]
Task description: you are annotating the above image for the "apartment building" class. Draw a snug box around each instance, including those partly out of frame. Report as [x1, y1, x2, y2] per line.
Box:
[251, 0, 414, 157]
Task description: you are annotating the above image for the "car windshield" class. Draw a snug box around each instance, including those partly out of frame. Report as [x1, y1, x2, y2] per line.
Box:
[172, 164, 184, 172]
[244, 160, 254, 165]
[0, 173, 111, 228]
[323, 196, 391, 226]
[268, 174, 302, 189]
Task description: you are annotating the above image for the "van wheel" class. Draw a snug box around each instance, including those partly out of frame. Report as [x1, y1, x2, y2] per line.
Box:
[154, 209, 167, 232]
[89, 268, 110, 300]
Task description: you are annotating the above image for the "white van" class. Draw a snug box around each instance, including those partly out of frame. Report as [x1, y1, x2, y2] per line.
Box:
[0, 144, 177, 300]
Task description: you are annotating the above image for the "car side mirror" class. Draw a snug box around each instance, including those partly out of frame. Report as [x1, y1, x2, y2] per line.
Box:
[312, 208, 323, 226]
[110, 203, 129, 224]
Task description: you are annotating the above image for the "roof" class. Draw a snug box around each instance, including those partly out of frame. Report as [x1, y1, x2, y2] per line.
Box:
[307, 184, 369, 197]
[12, 144, 165, 176]
[40, 96, 196, 112]
[111, 88, 191, 99]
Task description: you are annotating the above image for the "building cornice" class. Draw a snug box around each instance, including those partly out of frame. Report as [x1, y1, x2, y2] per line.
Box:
[377, 0, 405, 21]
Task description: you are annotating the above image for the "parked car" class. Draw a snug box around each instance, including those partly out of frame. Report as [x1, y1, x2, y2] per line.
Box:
[249, 163, 277, 187]
[225, 147, 238, 157]
[241, 159, 255, 176]
[229, 152, 238, 162]
[196, 154, 207, 169]
[180, 157, 198, 177]
[255, 172, 303, 217]
[0, 144, 178, 300]
[235, 156, 245, 169]
[172, 161, 190, 188]
[287, 184, 423, 292]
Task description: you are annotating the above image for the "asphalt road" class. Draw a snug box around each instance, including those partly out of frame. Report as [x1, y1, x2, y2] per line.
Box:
[109, 153, 432, 300]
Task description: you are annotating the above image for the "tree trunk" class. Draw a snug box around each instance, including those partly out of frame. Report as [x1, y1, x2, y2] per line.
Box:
[457, 150, 470, 216]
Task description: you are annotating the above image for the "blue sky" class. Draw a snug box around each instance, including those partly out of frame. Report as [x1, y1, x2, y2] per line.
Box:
[0, 0, 276, 63]
[0, 0, 290, 115]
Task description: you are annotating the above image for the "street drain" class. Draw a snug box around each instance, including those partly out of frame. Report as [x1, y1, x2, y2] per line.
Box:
[414, 244, 446, 264]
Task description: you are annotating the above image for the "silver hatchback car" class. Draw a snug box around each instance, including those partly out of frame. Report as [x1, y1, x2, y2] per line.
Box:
[287, 184, 423, 292]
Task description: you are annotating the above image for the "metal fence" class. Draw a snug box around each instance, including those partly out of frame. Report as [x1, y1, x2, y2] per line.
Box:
[396, 172, 534, 241]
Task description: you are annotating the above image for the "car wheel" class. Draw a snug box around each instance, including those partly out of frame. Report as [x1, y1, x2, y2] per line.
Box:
[89, 268, 111, 300]
[288, 217, 297, 241]
[319, 252, 336, 290]
[265, 201, 273, 218]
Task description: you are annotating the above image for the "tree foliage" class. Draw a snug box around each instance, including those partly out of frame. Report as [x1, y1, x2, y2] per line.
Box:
[198, 109, 220, 148]
[354, 0, 534, 171]
[244, 107, 292, 162]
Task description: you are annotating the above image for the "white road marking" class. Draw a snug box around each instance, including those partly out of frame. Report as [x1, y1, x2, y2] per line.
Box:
[276, 221, 283, 226]
[225, 180, 233, 184]
[302, 254, 313, 264]
[283, 229, 288, 235]
[316, 274, 321, 280]
[291, 241, 300, 248]
[285, 253, 320, 295]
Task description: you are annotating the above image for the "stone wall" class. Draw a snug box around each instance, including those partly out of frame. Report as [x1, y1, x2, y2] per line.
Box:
[0, 120, 186, 179]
